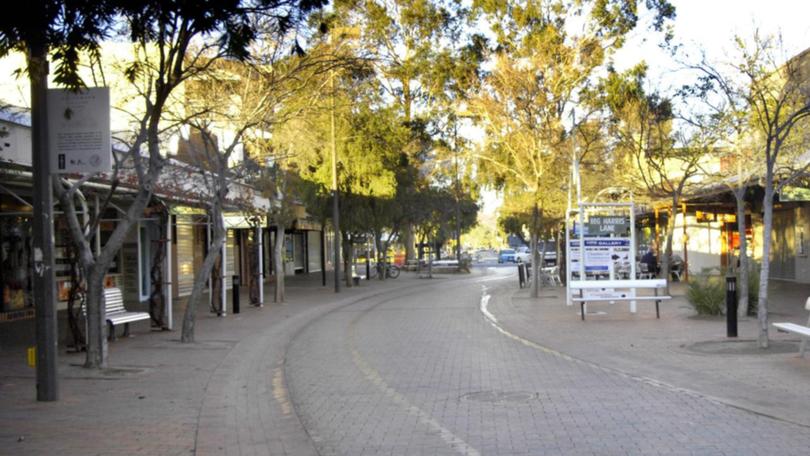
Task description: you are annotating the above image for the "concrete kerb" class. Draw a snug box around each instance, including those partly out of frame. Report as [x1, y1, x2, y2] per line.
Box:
[482, 276, 810, 428]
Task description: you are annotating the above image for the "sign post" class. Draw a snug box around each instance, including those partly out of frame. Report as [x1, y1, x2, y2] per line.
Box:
[31, 45, 58, 401]
[566, 202, 638, 312]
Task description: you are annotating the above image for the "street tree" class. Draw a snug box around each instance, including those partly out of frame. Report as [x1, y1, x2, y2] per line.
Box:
[323, 0, 473, 263]
[1, 0, 122, 397]
[20, 0, 325, 368]
[688, 33, 810, 348]
[179, 19, 335, 329]
[271, 51, 404, 286]
[680, 50, 765, 318]
[603, 64, 709, 288]
[469, 0, 675, 298]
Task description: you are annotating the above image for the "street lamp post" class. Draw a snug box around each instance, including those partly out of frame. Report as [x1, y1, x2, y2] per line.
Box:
[328, 27, 360, 293]
[453, 121, 461, 261]
[331, 67, 340, 293]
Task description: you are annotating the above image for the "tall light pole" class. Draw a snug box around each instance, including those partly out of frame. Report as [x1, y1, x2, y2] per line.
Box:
[453, 119, 461, 261]
[330, 67, 340, 293]
[328, 27, 360, 293]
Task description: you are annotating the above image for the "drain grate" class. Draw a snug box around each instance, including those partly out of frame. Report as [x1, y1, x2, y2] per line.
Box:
[460, 390, 539, 405]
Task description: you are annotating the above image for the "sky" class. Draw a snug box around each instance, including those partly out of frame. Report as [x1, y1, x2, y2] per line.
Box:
[478, 0, 810, 218]
[613, 0, 810, 89]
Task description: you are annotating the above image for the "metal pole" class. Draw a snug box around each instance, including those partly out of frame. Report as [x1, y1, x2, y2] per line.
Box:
[629, 202, 637, 313]
[331, 69, 341, 293]
[232, 274, 240, 314]
[30, 39, 58, 401]
[256, 225, 263, 307]
[320, 229, 326, 286]
[575, 155, 585, 281]
[682, 202, 689, 282]
[366, 244, 370, 280]
[220, 221, 227, 316]
[565, 210, 572, 306]
[165, 213, 173, 329]
[454, 121, 461, 261]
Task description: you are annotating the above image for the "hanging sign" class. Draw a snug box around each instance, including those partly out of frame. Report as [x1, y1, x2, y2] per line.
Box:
[48, 87, 111, 174]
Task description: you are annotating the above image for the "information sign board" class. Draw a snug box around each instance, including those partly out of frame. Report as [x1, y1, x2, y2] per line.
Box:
[570, 238, 631, 274]
[48, 87, 111, 174]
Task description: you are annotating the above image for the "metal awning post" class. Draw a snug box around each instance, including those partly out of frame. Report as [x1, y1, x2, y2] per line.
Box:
[220, 213, 227, 316]
[165, 211, 173, 330]
[629, 201, 637, 313]
[256, 224, 264, 307]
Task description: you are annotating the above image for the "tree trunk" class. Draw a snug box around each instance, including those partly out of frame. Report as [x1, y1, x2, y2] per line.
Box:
[343, 234, 353, 287]
[404, 224, 415, 263]
[182, 210, 225, 343]
[83, 266, 107, 368]
[530, 204, 540, 298]
[374, 233, 386, 281]
[734, 190, 750, 318]
[427, 238, 433, 278]
[273, 226, 285, 303]
[758, 184, 773, 349]
[661, 201, 677, 293]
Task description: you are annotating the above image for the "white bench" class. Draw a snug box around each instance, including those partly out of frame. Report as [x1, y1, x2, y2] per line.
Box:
[773, 297, 810, 357]
[570, 279, 671, 320]
[85, 288, 151, 341]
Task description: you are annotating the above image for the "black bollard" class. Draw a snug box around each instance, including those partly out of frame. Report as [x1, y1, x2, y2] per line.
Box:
[726, 275, 737, 338]
[517, 262, 526, 288]
[233, 275, 240, 314]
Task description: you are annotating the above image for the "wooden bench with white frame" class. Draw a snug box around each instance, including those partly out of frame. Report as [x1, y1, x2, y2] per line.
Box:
[84, 287, 151, 341]
[569, 279, 671, 320]
[773, 297, 810, 358]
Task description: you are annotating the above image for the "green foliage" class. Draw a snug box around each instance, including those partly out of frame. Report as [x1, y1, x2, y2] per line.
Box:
[686, 266, 761, 316]
[686, 274, 725, 316]
[469, 1, 674, 237]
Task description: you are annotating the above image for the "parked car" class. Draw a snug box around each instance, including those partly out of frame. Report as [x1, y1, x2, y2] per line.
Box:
[515, 246, 532, 263]
[498, 249, 517, 263]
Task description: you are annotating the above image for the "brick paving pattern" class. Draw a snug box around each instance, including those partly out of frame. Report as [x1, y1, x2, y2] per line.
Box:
[287, 271, 810, 455]
[2, 267, 810, 455]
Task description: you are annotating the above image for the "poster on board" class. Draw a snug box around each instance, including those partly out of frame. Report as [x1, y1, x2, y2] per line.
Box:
[48, 87, 111, 174]
[570, 238, 631, 276]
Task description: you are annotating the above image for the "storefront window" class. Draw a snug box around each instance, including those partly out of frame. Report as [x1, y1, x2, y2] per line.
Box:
[1, 216, 32, 312]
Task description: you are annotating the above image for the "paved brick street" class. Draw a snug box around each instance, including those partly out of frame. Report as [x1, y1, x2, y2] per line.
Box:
[287, 268, 810, 455]
[2, 267, 810, 455]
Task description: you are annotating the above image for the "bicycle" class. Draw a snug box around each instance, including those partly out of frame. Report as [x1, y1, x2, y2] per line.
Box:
[369, 260, 400, 279]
